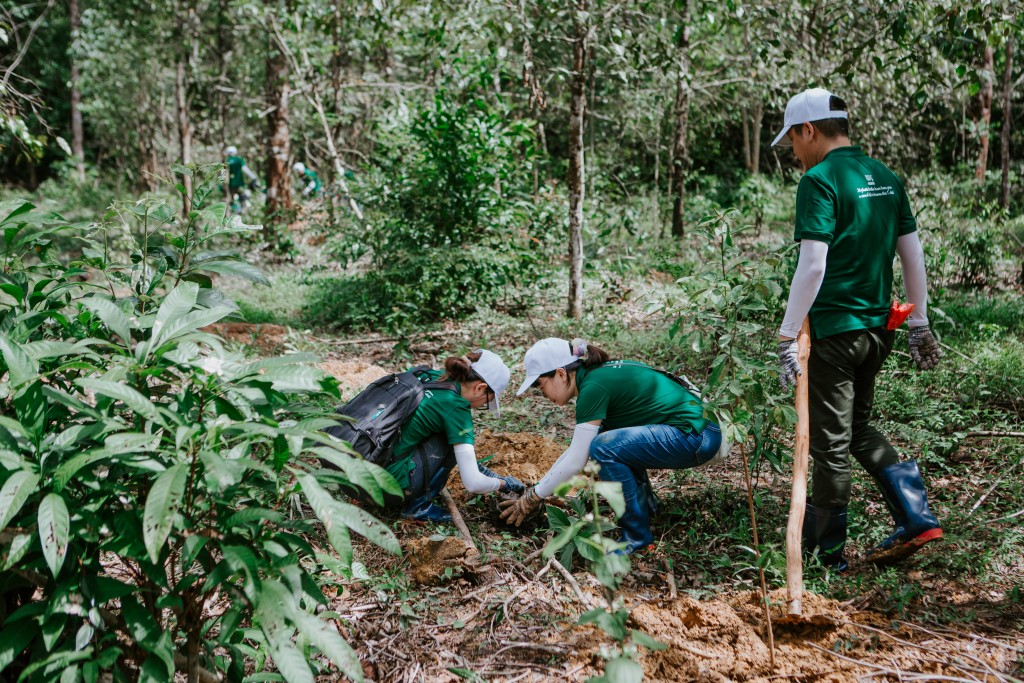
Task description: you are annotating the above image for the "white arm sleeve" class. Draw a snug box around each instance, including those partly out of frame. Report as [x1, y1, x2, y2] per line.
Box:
[453, 443, 502, 494]
[778, 240, 829, 338]
[534, 423, 601, 498]
[896, 232, 929, 328]
[303, 180, 316, 196]
[242, 164, 259, 181]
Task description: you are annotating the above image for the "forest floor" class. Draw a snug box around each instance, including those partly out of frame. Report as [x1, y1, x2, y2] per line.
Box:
[215, 325, 1024, 682]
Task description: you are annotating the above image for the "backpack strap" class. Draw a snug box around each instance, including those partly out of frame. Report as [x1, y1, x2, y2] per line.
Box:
[422, 380, 457, 393]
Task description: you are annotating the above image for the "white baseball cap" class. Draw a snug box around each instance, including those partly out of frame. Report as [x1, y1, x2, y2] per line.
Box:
[292, 161, 305, 173]
[771, 88, 848, 147]
[470, 349, 510, 413]
[225, 146, 238, 155]
[515, 338, 579, 396]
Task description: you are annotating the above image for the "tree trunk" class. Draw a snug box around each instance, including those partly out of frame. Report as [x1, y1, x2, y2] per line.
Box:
[976, 44, 994, 181]
[69, 0, 84, 181]
[670, 2, 691, 238]
[567, 0, 587, 320]
[751, 100, 763, 175]
[175, 1, 194, 216]
[1001, 38, 1013, 209]
[742, 109, 751, 172]
[265, 5, 293, 226]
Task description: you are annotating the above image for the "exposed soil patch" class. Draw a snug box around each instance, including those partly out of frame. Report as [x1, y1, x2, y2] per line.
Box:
[204, 322, 290, 354]
[318, 360, 390, 399]
[446, 429, 565, 501]
[405, 536, 473, 586]
[633, 589, 1019, 682]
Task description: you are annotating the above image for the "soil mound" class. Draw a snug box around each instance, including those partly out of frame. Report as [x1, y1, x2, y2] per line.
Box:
[446, 429, 565, 501]
[405, 536, 472, 586]
[632, 589, 1016, 682]
[318, 361, 390, 399]
[204, 322, 289, 354]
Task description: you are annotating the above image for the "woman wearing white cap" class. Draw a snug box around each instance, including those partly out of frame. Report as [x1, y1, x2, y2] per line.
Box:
[500, 339, 723, 553]
[386, 350, 526, 523]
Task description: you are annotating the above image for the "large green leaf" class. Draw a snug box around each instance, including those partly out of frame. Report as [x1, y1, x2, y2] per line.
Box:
[0, 623, 35, 673]
[289, 602, 363, 682]
[75, 379, 160, 422]
[53, 450, 115, 491]
[0, 336, 38, 388]
[255, 582, 315, 683]
[149, 305, 235, 351]
[194, 258, 270, 285]
[82, 298, 134, 346]
[295, 474, 354, 568]
[0, 199, 34, 228]
[141, 282, 198, 359]
[0, 470, 40, 528]
[592, 481, 626, 519]
[38, 493, 70, 577]
[142, 464, 188, 564]
[297, 473, 399, 556]
[312, 447, 402, 506]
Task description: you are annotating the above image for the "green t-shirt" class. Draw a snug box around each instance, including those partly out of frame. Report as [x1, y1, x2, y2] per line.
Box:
[793, 146, 917, 340]
[574, 361, 707, 434]
[302, 168, 322, 194]
[226, 156, 246, 189]
[386, 370, 473, 490]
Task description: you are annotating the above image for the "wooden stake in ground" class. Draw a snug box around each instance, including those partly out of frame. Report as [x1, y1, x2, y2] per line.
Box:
[786, 318, 811, 616]
[440, 488, 499, 584]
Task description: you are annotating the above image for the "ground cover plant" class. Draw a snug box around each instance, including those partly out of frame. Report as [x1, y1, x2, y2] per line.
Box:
[3, 0, 1024, 680]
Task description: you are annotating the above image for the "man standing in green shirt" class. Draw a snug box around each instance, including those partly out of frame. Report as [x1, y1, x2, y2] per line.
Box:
[225, 146, 259, 213]
[772, 88, 944, 571]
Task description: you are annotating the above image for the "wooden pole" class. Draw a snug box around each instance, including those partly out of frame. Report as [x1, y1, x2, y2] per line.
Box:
[786, 318, 811, 616]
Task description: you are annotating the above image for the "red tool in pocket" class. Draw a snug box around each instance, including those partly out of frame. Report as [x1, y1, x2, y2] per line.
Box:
[887, 301, 915, 330]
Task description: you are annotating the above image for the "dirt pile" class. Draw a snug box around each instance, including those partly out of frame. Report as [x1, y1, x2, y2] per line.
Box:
[204, 322, 290, 354]
[405, 536, 473, 586]
[632, 589, 1017, 682]
[318, 361, 390, 399]
[446, 429, 565, 501]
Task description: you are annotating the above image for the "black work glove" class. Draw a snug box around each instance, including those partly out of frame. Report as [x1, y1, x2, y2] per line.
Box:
[908, 325, 943, 370]
[777, 338, 801, 391]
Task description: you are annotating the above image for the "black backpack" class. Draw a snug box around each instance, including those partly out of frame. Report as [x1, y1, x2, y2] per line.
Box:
[322, 365, 456, 467]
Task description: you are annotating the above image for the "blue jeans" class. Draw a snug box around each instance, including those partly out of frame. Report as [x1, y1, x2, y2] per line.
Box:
[590, 423, 722, 553]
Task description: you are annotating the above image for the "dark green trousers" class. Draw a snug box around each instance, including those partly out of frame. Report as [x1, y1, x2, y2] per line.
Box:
[809, 327, 900, 509]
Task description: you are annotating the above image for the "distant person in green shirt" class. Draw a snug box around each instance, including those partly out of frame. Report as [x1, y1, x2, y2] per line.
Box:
[499, 338, 727, 555]
[771, 88, 944, 572]
[384, 350, 525, 523]
[224, 145, 259, 213]
[292, 161, 321, 198]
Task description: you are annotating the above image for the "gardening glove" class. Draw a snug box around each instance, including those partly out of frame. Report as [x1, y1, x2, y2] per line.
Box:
[477, 464, 526, 495]
[499, 474, 527, 495]
[908, 325, 943, 370]
[777, 338, 801, 391]
[498, 486, 544, 527]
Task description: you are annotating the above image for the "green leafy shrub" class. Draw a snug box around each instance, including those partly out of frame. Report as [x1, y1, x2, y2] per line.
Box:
[304, 91, 561, 332]
[0, 168, 401, 682]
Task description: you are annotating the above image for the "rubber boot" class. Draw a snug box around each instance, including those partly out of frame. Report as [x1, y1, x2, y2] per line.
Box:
[616, 487, 655, 555]
[401, 460, 454, 523]
[865, 460, 942, 564]
[638, 471, 660, 519]
[802, 504, 849, 572]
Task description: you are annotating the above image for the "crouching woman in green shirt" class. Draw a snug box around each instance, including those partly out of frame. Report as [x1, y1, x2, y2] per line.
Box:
[500, 338, 726, 554]
[386, 350, 526, 523]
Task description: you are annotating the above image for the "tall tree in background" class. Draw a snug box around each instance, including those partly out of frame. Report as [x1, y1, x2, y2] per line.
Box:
[976, 44, 994, 180]
[567, 0, 587, 320]
[1000, 37, 1013, 209]
[69, 0, 85, 181]
[175, 0, 195, 214]
[264, 4, 293, 225]
[669, 0, 691, 238]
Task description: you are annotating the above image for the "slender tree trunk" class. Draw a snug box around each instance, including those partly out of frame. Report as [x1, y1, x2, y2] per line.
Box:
[1001, 38, 1013, 209]
[670, 1, 691, 238]
[567, 0, 587, 320]
[742, 109, 751, 172]
[976, 45, 994, 180]
[175, 1, 194, 216]
[69, 0, 84, 181]
[751, 100, 763, 175]
[265, 6, 293, 226]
